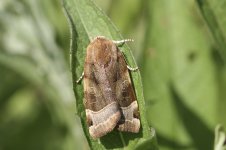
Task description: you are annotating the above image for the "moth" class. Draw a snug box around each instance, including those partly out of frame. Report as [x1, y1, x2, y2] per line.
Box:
[77, 36, 140, 139]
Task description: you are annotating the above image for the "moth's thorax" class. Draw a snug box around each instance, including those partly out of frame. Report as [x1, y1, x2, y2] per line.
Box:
[88, 38, 117, 67]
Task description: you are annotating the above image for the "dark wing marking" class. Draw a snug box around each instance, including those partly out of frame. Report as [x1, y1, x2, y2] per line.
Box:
[116, 50, 140, 133]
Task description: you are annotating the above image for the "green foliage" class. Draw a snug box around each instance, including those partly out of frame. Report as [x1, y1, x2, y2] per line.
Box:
[142, 0, 217, 149]
[0, 0, 88, 149]
[196, 0, 226, 127]
[1, 0, 226, 149]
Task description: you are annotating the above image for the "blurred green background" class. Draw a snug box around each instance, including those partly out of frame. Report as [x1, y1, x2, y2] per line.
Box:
[0, 0, 226, 150]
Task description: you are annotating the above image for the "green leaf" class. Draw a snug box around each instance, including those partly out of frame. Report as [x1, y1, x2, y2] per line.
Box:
[134, 128, 158, 150]
[196, 0, 226, 62]
[142, 0, 217, 149]
[63, 0, 157, 149]
[196, 0, 226, 131]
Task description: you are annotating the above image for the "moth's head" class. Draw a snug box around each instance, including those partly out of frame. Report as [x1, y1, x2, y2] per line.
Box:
[89, 37, 117, 66]
[91, 36, 113, 50]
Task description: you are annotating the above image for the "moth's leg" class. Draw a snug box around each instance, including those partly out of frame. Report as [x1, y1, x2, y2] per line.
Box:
[127, 65, 139, 71]
[114, 38, 138, 71]
[76, 72, 84, 83]
[120, 51, 139, 72]
[113, 39, 134, 47]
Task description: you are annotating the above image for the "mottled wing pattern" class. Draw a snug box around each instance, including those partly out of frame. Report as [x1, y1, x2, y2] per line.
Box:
[83, 38, 121, 139]
[116, 50, 140, 133]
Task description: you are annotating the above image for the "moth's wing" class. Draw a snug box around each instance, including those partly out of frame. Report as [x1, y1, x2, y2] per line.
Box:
[116, 50, 140, 133]
[83, 47, 121, 139]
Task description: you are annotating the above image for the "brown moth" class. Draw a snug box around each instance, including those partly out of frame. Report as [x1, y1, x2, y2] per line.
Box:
[77, 36, 140, 139]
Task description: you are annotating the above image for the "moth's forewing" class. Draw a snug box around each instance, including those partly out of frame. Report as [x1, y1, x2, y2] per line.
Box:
[116, 50, 140, 133]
